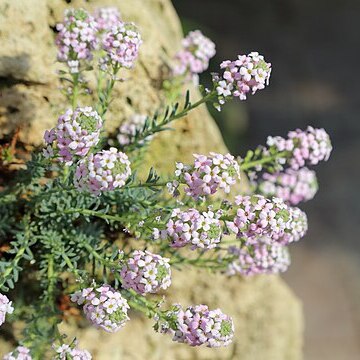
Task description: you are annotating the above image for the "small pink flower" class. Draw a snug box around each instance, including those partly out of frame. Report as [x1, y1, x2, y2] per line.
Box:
[213, 52, 271, 109]
[173, 30, 216, 77]
[74, 148, 131, 195]
[71, 285, 129, 333]
[160, 304, 234, 347]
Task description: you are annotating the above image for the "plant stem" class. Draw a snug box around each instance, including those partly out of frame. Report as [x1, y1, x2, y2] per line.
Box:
[169, 255, 230, 270]
[125, 181, 169, 189]
[47, 255, 57, 307]
[0, 245, 27, 288]
[240, 151, 289, 171]
[61, 252, 81, 278]
[65, 208, 127, 224]
[97, 64, 120, 118]
[82, 242, 122, 270]
[71, 73, 79, 109]
[123, 289, 165, 320]
[124, 90, 217, 151]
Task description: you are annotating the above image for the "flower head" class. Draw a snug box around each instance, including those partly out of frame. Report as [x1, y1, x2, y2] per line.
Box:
[175, 152, 240, 199]
[0, 293, 14, 327]
[164, 208, 223, 249]
[3, 346, 32, 360]
[56, 9, 98, 71]
[266, 126, 332, 170]
[173, 30, 216, 77]
[43, 107, 103, 165]
[227, 195, 308, 245]
[160, 304, 234, 347]
[258, 167, 318, 205]
[94, 7, 121, 31]
[213, 52, 271, 108]
[227, 240, 291, 276]
[102, 22, 142, 69]
[71, 285, 129, 333]
[120, 250, 171, 294]
[74, 147, 131, 195]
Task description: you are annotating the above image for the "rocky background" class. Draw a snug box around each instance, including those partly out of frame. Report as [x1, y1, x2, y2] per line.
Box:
[0, 0, 304, 359]
[173, 1, 360, 359]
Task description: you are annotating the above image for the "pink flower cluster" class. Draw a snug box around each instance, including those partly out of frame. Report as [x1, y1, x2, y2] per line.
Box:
[56, 7, 142, 73]
[3, 347, 32, 360]
[71, 285, 129, 333]
[161, 304, 234, 347]
[213, 52, 271, 108]
[44, 107, 103, 165]
[258, 167, 318, 205]
[74, 147, 131, 195]
[56, 9, 98, 72]
[278, 206, 308, 245]
[117, 114, 149, 146]
[120, 250, 171, 295]
[0, 293, 14, 327]
[102, 22, 142, 69]
[226, 195, 308, 245]
[173, 30, 216, 76]
[266, 126, 332, 170]
[54, 343, 92, 360]
[164, 208, 223, 249]
[94, 7, 121, 31]
[175, 153, 240, 199]
[227, 241, 291, 276]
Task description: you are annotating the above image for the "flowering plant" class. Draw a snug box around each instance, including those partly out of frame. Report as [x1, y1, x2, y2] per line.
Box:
[0, 7, 332, 359]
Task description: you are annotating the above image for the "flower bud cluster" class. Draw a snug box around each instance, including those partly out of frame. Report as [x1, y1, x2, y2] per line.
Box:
[71, 285, 129, 333]
[258, 167, 318, 205]
[102, 22, 142, 69]
[3, 347, 32, 360]
[120, 250, 171, 295]
[213, 52, 271, 109]
[173, 30, 216, 77]
[175, 153, 240, 199]
[266, 126, 332, 170]
[94, 7, 121, 31]
[160, 304, 234, 347]
[117, 114, 149, 146]
[53, 343, 92, 360]
[44, 107, 103, 165]
[164, 208, 223, 249]
[74, 147, 131, 195]
[56, 9, 98, 72]
[226, 195, 308, 245]
[227, 240, 290, 276]
[0, 293, 14, 327]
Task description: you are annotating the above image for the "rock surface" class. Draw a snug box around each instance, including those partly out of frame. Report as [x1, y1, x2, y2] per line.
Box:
[0, 0, 303, 359]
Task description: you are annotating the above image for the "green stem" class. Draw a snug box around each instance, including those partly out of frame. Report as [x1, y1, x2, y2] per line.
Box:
[124, 90, 217, 151]
[82, 242, 122, 270]
[0, 245, 27, 288]
[240, 151, 289, 171]
[125, 181, 169, 189]
[46, 255, 57, 307]
[123, 289, 165, 320]
[61, 252, 81, 278]
[97, 64, 120, 118]
[71, 73, 79, 109]
[169, 255, 230, 270]
[64, 208, 127, 224]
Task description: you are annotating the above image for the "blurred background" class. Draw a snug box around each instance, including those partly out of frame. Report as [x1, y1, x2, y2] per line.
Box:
[173, 1, 360, 359]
